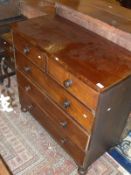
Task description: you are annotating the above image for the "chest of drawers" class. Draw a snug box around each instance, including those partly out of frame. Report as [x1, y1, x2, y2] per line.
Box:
[12, 15, 131, 174]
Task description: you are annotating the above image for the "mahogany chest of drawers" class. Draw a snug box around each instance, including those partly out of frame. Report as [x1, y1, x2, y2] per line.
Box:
[12, 15, 131, 174]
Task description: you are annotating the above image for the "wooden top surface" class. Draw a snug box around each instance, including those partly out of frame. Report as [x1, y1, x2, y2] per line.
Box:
[12, 15, 131, 91]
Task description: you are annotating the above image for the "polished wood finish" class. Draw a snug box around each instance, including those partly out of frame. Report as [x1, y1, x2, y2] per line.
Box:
[48, 57, 99, 110]
[13, 33, 46, 71]
[17, 70, 89, 151]
[12, 15, 131, 175]
[16, 51, 94, 133]
[12, 15, 131, 91]
[18, 87, 85, 165]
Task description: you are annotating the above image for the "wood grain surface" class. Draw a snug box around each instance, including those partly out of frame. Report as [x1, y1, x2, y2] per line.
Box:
[16, 51, 94, 133]
[12, 15, 131, 91]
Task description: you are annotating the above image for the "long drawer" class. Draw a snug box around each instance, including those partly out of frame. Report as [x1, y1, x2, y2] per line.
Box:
[17, 70, 89, 151]
[18, 87, 85, 166]
[48, 58, 99, 111]
[13, 33, 46, 71]
[16, 51, 94, 133]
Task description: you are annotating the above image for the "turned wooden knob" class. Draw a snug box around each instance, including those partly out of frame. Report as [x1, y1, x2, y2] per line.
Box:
[63, 79, 73, 88]
[63, 100, 71, 109]
[23, 47, 30, 55]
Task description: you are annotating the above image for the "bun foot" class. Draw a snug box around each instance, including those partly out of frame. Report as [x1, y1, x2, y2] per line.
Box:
[78, 167, 87, 175]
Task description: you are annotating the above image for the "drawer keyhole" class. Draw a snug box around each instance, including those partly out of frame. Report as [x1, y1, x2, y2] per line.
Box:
[63, 79, 73, 88]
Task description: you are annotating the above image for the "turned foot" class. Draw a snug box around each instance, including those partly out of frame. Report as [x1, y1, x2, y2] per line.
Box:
[78, 167, 87, 175]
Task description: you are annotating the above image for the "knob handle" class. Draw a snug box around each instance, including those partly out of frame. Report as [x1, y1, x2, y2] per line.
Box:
[63, 100, 71, 109]
[24, 66, 31, 73]
[60, 121, 68, 128]
[63, 79, 73, 88]
[25, 86, 31, 92]
[23, 47, 30, 55]
[60, 138, 67, 144]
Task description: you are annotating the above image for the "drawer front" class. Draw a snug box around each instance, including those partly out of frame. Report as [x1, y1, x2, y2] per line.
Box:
[19, 87, 85, 166]
[17, 70, 89, 151]
[13, 33, 46, 70]
[16, 51, 94, 133]
[48, 58, 99, 111]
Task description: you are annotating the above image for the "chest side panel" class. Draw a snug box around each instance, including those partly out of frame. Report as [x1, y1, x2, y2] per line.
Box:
[83, 76, 131, 169]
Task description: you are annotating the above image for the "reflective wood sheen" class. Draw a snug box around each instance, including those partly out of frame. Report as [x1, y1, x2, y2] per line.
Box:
[12, 15, 131, 91]
[16, 51, 94, 133]
[17, 70, 89, 151]
[13, 15, 131, 175]
[19, 87, 85, 166]
[13, 33, 46, 71]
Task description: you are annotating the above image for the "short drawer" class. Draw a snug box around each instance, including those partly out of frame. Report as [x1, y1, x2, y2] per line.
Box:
[17, 70, 89, 151]
[48, 58, 99, 111]
[19, 87, 85, 166]
[16, 51, 94, 133]
[13, 33, 46, 70]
